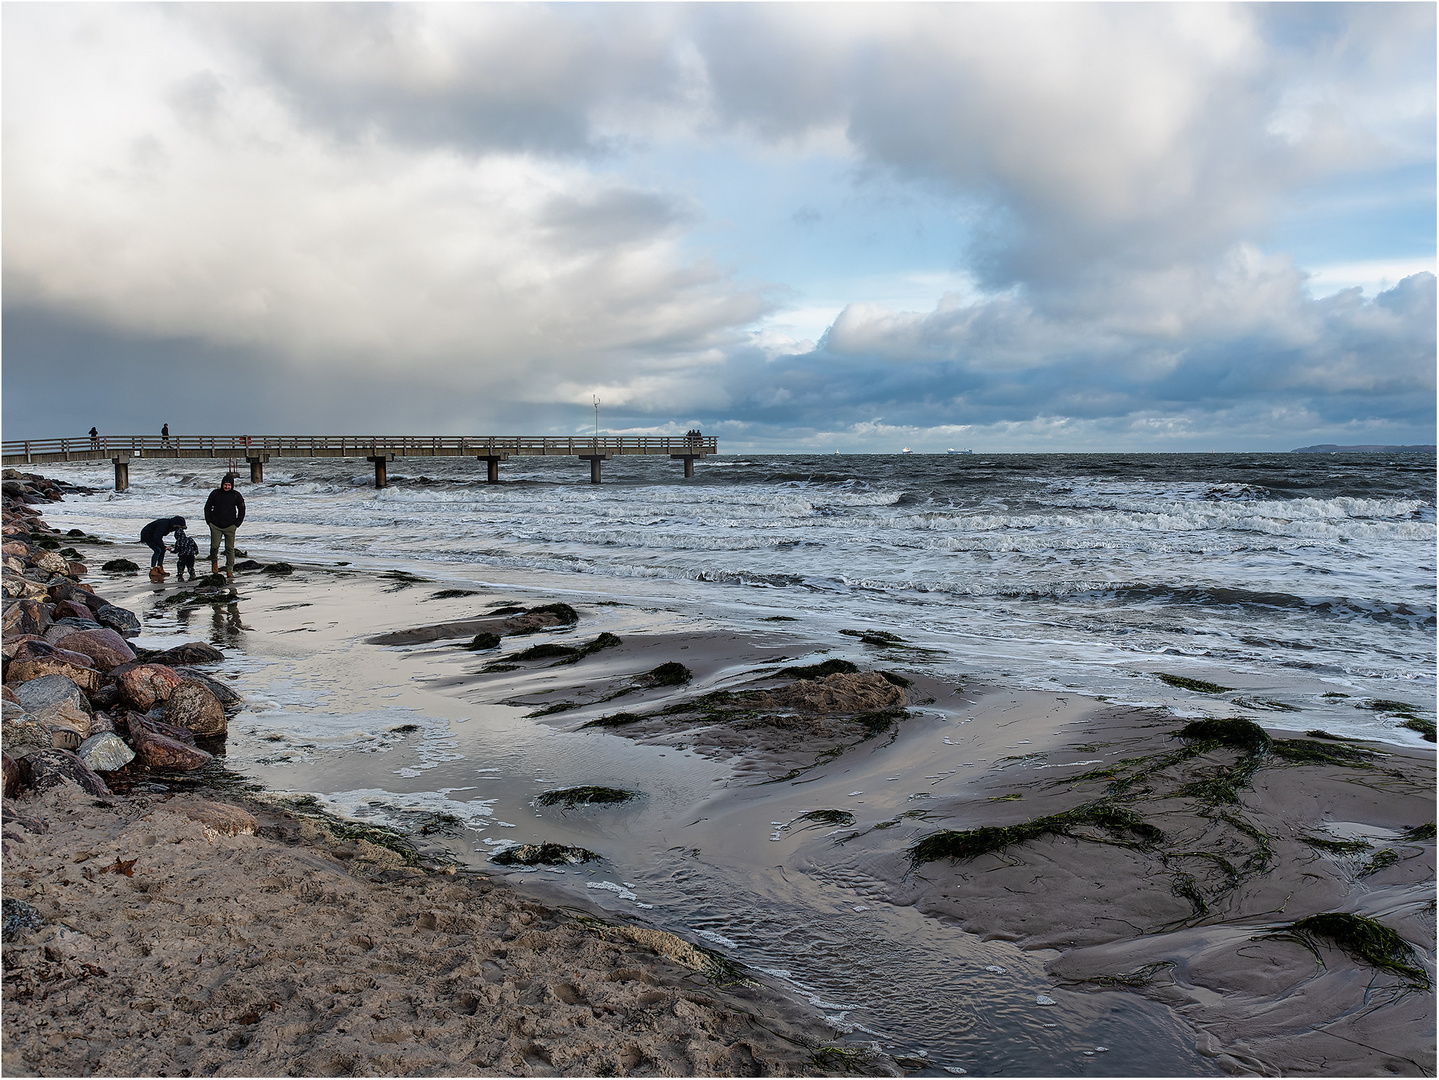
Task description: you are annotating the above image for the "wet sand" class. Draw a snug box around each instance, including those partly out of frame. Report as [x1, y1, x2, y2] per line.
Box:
[5, 546, 1435, 1076]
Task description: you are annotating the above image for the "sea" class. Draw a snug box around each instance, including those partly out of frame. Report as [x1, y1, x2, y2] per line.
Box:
[28, 451, 1437, 1075]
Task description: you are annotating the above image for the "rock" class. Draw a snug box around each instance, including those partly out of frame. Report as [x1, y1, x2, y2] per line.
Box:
[24, 748, 111, 796]
[11, 639, 96, 671]
[77, 732, 135, 773]
[162, 681, 227, 738]
[181, 802, 257, 839]
[88, 681, 122, 711]
[50, 628, 135, 671]
[43, 721, 84, 750]
[12, 675, 94, 737]
[2, 572, 50, 600]
[50, 599, 93, 622]
[1, 634, 45, 662]
[129, 728, 212, 771]
[94, 604, 141, 637]
[1, 718, 51, 759]
[44, 617, 104, 644]
[1, 685, 18, 704]
[172, 668, 243, 709]
[49, 583, 102, 611]
[87, 711, 115, 735]
[1, 541, 31, 558]
[65, 561, 88, 578]
[130, 713, 198, 746]
[5, 656, 101, 695]
[29, 550, 73, 577]
[2, 751, 21, 797]
[116, 664, 183, 711]
[149, 642, 225, 666]
[3, 598, 52, 638]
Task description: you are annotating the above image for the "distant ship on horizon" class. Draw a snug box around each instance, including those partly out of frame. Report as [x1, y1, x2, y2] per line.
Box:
[900, 447, 912, 454]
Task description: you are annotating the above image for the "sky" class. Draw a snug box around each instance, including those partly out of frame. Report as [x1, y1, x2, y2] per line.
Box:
[3, 2, 1434, 453]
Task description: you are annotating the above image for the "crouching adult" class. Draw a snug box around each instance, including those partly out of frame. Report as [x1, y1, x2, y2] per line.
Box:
[140, 515, 187, 579]
[204, 472, 246, 580]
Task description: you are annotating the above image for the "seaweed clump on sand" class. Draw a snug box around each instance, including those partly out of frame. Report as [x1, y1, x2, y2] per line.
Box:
[1157, 673, 1232, 694]
[101, 558, 140, 573]
[635, 661, 691, 687]
[535, 786, 639, 807]
[908, 802, 1162, 867]
[515, 632, 622, 666]
[1269, 913, 1430, 989]
[580, 711, 647, 729]
[491, 842, 599, 866]
[1401, 823, 1436, 842]
[1399, 717, 1436, 742]
[463, 632, 501, 651]
[779, 658, 858, 679]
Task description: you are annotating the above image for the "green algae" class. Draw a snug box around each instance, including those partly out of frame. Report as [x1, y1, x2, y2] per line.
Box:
[1177, 717, 1272, 754]
[1157, 673, 1232, 694]
[1401, 823, 1435, 842]
[1399, 717, 1436, 742]
[640, 661, 691, 686]
[1268, 738, 1378, 766]
[799, 810, 856, 827]
[1300, 835, 1373, 855]
[1270, 913, 1430, 988]
[1357, 849, 1401, 877]
[1362, 698, 1421, 716]
[908, 802, 1162, 866]
[779, 658, 859, 679]
[463, 633, 501, 651]
[428, 588, 479, 600]
[491, 842, 599, 866]
[580, 711, 647, 729]
[535, 786, 638, 807]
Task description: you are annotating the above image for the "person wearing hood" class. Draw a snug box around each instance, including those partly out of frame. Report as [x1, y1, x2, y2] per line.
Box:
[140, 515, 186, 576]
[204, 472, 246, 580]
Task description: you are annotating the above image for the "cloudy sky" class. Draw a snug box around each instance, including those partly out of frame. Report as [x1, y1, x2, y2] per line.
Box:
[4, 3, 1434, 451]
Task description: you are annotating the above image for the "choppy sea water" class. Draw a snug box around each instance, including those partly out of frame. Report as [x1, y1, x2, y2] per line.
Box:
[38, 451, 1437, 738]
[29, 451, 1436, 1075]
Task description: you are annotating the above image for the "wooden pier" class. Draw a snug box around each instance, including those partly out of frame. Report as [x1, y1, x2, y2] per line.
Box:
[1, 435, 717, 491]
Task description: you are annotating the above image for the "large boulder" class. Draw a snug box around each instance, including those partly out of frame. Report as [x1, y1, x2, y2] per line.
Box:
[128, 713, 197, 746]
[5, 656, 101, 695]
[25, 748, 111, 796]
[129, 727, 212, 771]
[115, 664, 183, 711]
[2, 750, 21, 797]
[77, 732, 135, 773]
[95, 604, 141, 637]
[1, 634, 45, 662]
[172, 668, 243, 709]
[1, 541, 31, 559]
[162, 681, 227, 738]
[44, 618, 103, 644]
[50, 628, 135, 671]
[10, 639, 96, 671]
[12, 675, 94, 737]
[28, 550, 72, 578]
[2, 573, 50, 601]
[50, 600, 94, 622]
[49, 582, 101, 610]
[1, 717, 52, 759]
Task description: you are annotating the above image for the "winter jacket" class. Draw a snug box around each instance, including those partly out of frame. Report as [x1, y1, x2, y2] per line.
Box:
[204, 475, 247, 530]
[140, 516, 187, 544]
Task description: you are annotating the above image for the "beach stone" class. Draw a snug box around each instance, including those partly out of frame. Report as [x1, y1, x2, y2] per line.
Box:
[94, 604, 141, 637]
[1, 751, 21, 797]
[130, 713, 198, 746]
[87, 710, 115, 735]
[172, 668, 243, 709]
[149, 642, 225, 666]
[13, 675, 94, 736]
[1, 541, 31, 559]
[87, 680, 123, 712]
[52, 628, 135, 671]
[66, 561, 88, 578]
[6, 656, 101, 695]
[129, 728, 211, 771]
[3, 556, 27, 575]
[77, 732, 135, 773]
[116, 664, 183, 711]
[1, 634, 45, 661]
[2, 718, 52, 759]
[181, 802, 257, 840]
[2, 573, 50, 600]
[24, 748, 111, 797]
[50, 600, 94, 622]
[1, 685, 19, 704]
[44, 617, 104, 643]
[163, 682, 227, 738]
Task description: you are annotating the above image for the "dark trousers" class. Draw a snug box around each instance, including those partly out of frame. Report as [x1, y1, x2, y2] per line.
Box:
[145, 538, 167, 567]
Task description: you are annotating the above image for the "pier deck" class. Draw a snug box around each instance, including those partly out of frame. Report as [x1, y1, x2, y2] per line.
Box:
[1, 435, 717, 489]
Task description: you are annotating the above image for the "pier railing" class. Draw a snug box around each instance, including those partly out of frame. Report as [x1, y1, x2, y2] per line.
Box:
[1, 434, 718, 488]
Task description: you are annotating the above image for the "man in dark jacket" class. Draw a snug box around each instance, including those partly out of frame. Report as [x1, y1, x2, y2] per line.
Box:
[204, 473, 246, 580]
[140, 515, 187, 574]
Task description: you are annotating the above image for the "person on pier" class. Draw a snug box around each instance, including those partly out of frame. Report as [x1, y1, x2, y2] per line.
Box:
[161, 423, 170, 447]
[204, 472, 246, 581]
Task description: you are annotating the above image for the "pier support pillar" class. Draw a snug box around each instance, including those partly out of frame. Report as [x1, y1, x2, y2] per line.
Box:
[247, 454, 269, 483]
[579, 455, 610, 484]
[112, 456, 130, 493]
[367, 455, 393, 489]
[671, 453, 703, 478]
[476, 455, 508, 483]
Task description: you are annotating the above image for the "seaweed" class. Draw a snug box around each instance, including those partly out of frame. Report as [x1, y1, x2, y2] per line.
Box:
[526, 602, 579, 625]
[779, 658, 859, 680]
[580, 712, 647, 729]
[1361, 699, 1421, 716]
[1321, 692, 1350, 699]
[1357, 849, 1401, 877]
[761, 615, 798, 621]
[1399, 717, 1436, 742]
[527, 702, 579, 717]
[1270, 913, 1430, 988]
[908, 801, 1162, 866]
[487, 605, 526, 616]
[1233, 697, 1301, 712]
[1171, 872, 1209, 916]
[491, 842, 599, 866]
[1305, 730, 1343, 740]
[515, 643, 579, 661]
[1176, 717, 1272, 755]
[798, 810, 856, 827]
[1157, 673, 1232, 694]
[1299, 835, 1372, 855]
[855, 708, 908, 739]
[463, 633, 501, 651]
[545, 632, 622, 666]
[428, 588, 479, 600]
[1401, 823, 1436, 842]
[1268, 738, 1378, 767]
[639, 661, 691, 687]
[808, 1047, 881, 1074]
[262, 562, 295, 575]
[1078, 961, 1175, 988]
[535, 786, 638, 807]
[877, 671, 913, 688]
[840, 628, 907, 647]
[101, 558, 140, 573]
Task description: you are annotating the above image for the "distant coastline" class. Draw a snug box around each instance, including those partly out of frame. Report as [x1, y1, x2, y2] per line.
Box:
[1291, 443, 1437, 453]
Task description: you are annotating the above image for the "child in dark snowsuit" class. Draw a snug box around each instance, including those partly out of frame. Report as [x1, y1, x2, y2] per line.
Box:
[173, 528, 200, 581]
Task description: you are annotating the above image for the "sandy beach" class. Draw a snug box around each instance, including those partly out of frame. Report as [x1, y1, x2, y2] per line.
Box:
[4, 497, 1436, 1077]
